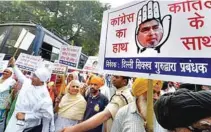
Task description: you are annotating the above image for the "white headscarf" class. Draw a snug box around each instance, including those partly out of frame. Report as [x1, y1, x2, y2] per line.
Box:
[0, 67, 14, 80]
[68, 71, 78, 80]
[5, 67, 14, 75]
[34, 68, 51, 82]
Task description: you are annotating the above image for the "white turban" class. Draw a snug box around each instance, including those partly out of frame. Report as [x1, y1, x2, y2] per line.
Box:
[34, 68, 51, 82]
[6, 67, 14, 75]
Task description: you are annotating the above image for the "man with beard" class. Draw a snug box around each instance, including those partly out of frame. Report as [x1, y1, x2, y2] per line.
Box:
[83, 75, 108, 132]
[111, 78, 166, 132]
[61, 75, 134, 132]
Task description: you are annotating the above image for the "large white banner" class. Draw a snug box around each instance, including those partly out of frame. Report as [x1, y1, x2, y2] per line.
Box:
[99, 0, 211, 85]
[16, 53, 43, 72]
[59, 45, 82, 68]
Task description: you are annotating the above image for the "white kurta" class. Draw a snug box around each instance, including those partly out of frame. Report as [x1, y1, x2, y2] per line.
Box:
[5, 66, 55, 132]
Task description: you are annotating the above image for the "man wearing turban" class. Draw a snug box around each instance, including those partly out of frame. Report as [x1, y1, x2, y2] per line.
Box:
[5, 57, 54, 132]
[83, 75, 109, 132]
[111, 78, 166, 132]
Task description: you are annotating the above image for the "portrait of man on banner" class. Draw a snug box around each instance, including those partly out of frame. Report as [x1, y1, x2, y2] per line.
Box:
[135, 0, 172, 53]
[92, 60, 98, 70]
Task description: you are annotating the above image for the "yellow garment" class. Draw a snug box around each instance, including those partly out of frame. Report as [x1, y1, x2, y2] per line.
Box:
[57, 75, 66, 96]
[58, 93, 87, 120]
[86, 74, 94, 85]
[132, 78, 163, 97]
[89, 75, 104, 88]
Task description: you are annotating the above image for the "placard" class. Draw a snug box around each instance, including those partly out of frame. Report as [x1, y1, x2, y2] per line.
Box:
[15, 53, 43, 72]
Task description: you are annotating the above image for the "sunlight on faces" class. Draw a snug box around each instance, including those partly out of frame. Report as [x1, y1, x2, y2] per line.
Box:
[137, 19, 163, 48]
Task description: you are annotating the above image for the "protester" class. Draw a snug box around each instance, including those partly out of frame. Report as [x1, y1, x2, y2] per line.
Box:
[61, 75, 134, 132]
[161, 81, 176, 95]
[201, 85, 211, 91]
[0, 67, 16, 131]
[48, 81, 56, 102]
[6, 79, 22, 125]
[154, 88, 211, 131]
[106, 74, 111, 88]
[111, 78, 165, 132]
[66, 72, 78, 85]
[5, 57, 54, 132]
[83, 75, 109, 132]
[55, 74, 67, 97]
[55, 80, 87, 132]
[54, 74, 67, 112]
[98, 74, 111, 100]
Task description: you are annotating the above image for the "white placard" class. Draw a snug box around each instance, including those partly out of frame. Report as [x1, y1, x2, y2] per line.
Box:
[59, 45, 82, 68]
[14, 28, 35, 50]
[15, 53, 43, 72]
[52, 63, 68, 75]
[83, 56, 99, 72]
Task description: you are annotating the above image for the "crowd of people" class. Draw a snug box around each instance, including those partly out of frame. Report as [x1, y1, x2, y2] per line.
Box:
[0, 57, 211, 132]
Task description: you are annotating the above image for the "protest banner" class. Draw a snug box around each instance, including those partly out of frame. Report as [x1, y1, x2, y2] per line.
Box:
[77, 53, 88, 69]
[83, 56, 99, 72]
[15, 53, 43, 72]
[59, 45, 82, 68]
[0, 53, 5, 61]
[52, 63, 68, 75]
[99, 0, 211, 85]
[0, 61, 9, 73]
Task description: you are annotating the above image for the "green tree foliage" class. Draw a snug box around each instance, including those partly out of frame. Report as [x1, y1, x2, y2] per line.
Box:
[0, 1, 110, 56]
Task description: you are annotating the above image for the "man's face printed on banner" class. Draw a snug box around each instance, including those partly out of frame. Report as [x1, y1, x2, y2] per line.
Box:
[135, 0, 172, 53]
[137, 19, 163, 48]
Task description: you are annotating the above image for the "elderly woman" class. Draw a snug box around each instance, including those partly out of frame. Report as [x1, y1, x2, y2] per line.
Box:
[66, 72, 78, 85]
[55, 80, 87, 132]
[0, 68, 16, 131]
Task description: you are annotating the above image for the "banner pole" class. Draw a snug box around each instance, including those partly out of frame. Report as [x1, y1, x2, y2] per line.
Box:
[146, 79, 154, 132]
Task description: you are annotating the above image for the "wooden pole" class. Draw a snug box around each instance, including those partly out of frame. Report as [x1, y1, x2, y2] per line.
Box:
[71, 40, 74, 46]
[13, 30, 28, 58]
[146, 79, 154, 132]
